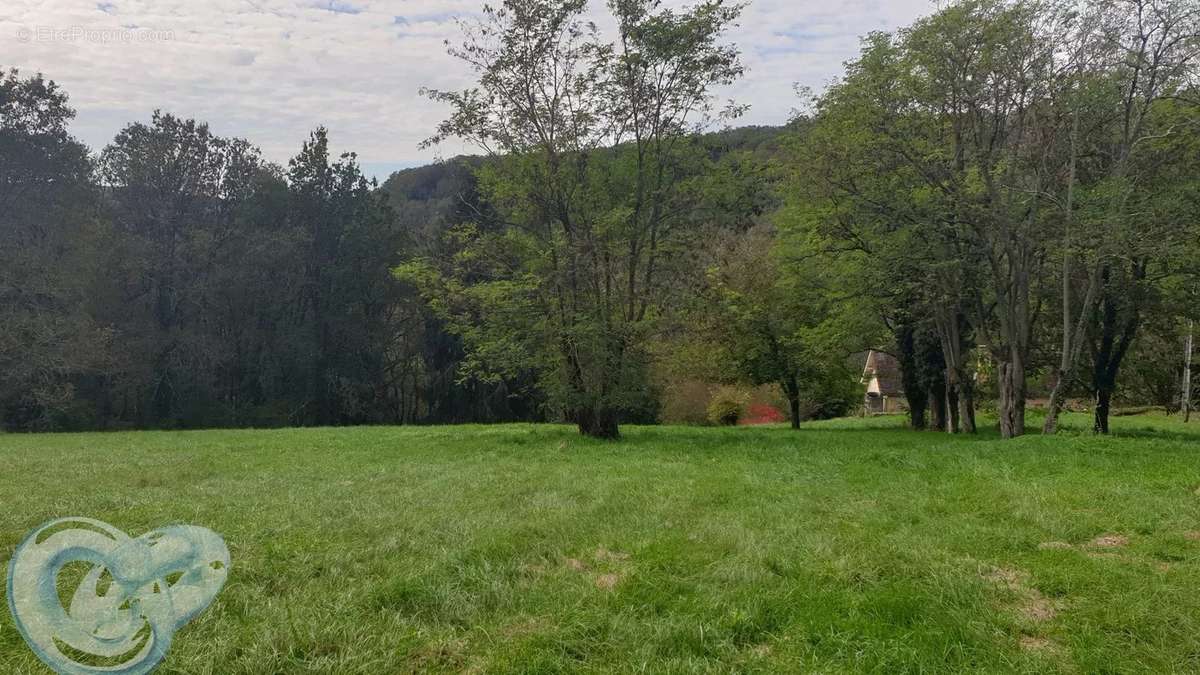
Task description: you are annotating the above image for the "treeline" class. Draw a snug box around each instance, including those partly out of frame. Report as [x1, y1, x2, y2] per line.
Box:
[4, 0, 1198, 438]
[789, 0, 1200, 437]
[0, 71, 553, 431]
[398, 0, 1198, 439]
[0, 60, 784, 432]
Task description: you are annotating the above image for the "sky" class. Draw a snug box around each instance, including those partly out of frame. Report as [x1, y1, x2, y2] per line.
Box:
[2, 0, 936, 180]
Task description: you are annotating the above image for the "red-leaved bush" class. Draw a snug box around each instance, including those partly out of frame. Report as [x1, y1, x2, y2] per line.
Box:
[741, 403, 786, 425]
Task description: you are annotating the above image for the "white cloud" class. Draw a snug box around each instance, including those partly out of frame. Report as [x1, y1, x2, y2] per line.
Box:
[1, 0, 934, 177]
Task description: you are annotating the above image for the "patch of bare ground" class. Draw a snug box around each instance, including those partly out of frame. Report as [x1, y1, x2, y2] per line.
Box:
[982, 566, 1025, 588]
[407, 638, 469, 671]
[594, 573, 621, 590]
[982, 566, 1061, 623]
[562, 547, 632, 590]
[595, 546, 630, 562]
[747, 644, 772, 659]
[501, 617, 551, 638]
[592, 546, 632, 590]
[1184, 531, 1200, 542]
[1080, 534, 1132, 562]
[1022, 597, 1058, 622]
[1020, 635, 1064, 655]
[1088, 534, 1128, 548]
[1037, 541, 1073, 551]
[1019, 634, 1077, 672]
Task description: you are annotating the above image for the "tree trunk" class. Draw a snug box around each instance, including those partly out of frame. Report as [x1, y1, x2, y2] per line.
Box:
[1043, 371, 1073, 435]
[1043, 265, 1101, 435]
[947, 378, 960, 434]
[562, 330, 624, 439]
[997, 357, 1026, 439]
[784, 374, 801, 430]
[152, 365, 174, 425]
[896, 324, 928, 430]
[1183, 320, 1193, 423]
[576, 405, 620, 439]
[908, 388, 928, 431]
[1043, 377, 1069, 436]
[933, 306, 974, 434]
[1043, 65, 1085, 436]
[959, 377, 976, 434]
[1089, 264, 1142, 436]
[929, 376, 947, 432]
[1093, 384, 1112, 435]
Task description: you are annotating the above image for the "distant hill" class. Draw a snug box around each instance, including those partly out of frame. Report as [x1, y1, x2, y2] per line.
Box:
[377, 123, 798, 246]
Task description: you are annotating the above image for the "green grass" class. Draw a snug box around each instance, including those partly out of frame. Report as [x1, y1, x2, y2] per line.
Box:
[2, 413, 1199, 673]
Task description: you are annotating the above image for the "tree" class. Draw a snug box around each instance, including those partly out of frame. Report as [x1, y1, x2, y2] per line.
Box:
[6, 67, 662, 432]
[893, 313, 960, 431]
[794, 0, 1064, 438]
[1043, 0, 1200, 434]
[411, 0, 745, 438]
[99, 112, 264, 426]
[907, 0, 1068, 439]
[1119, 315, 1194, 412]
[696, 224, 860, 429]
[288, 127, 409, 425]
[0, 69, 111, 429]
[382, 159, 548, 424]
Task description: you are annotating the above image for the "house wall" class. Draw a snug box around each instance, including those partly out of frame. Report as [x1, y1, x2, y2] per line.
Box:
[864, 394, 908, 415]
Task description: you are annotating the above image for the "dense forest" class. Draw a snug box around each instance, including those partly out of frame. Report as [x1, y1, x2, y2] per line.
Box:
[0, 65, 789, 432]
[2, 0, 1198, 437]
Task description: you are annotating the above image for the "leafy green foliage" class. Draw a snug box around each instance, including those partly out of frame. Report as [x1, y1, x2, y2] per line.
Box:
[786, 0, 1200, 436]
[411, 0, 746, 437]
[705, 385, 748, 425]
[686, 222, 864, 428]
[0, 69, 111, 430]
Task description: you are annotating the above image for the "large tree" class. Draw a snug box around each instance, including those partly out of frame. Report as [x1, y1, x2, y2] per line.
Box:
[287, 127, 410, 426]
[410, 0, 745, 438]
[98, 112, 265, 426]
[1042, 0, 1200, 434]
[798, 0, 1075, 438]
[0, 69, 111, 429]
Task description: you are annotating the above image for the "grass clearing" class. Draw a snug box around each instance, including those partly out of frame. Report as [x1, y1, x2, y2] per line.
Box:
[2, 413, 1200, 673]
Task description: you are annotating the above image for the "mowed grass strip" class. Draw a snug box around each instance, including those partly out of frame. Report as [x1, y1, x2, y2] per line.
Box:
[2, 414, 1199, 673]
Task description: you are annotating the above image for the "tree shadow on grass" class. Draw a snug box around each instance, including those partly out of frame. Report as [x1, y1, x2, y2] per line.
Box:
[617, 420, 1003, 452]
[476, 414, 1200, 452]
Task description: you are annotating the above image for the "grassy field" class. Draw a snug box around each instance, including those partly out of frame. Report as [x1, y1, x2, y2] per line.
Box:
[2, 414, 1199, 673]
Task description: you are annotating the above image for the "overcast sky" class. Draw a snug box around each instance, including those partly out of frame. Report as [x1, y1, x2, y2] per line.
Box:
[2, 0, 935, 180]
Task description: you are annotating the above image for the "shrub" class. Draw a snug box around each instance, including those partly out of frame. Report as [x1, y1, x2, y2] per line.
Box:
[744, 402, 787, 424]
[657, 378, 713, 425]
[707, 386, 750, 426]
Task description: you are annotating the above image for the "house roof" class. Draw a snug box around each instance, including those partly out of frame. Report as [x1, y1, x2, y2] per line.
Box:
[861, 350, 905, 397]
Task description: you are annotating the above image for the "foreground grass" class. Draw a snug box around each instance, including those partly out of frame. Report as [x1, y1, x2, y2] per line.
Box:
[2, 414, 1199, 673]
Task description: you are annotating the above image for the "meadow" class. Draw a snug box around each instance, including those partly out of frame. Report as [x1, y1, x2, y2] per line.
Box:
[2, 414, 1200, 673]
